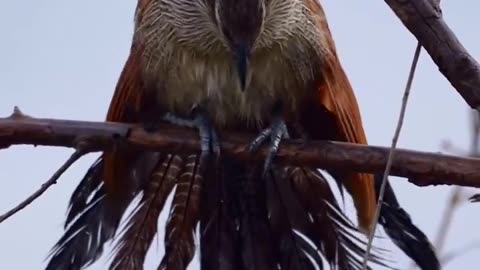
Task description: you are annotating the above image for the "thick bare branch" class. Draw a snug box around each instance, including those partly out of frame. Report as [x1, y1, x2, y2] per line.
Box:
[2, 112, 480, 188]
[385, 0, 480, 108]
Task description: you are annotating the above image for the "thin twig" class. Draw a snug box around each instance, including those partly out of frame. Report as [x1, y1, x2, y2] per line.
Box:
[0, 144, 87, 223]
[432, 186, 463, 254]
[430, 109, 480, 262]
[441, 240, 480, 266]
[431, 111, 477, 256]
[362, 42, 422, 269]
[409, 83, 480, 270]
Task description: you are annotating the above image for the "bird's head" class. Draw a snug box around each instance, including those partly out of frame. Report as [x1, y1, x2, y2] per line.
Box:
[214, 0, 265, 91]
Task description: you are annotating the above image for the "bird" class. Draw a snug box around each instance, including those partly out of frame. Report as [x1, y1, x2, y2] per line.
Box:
[45, 0, 440, 270]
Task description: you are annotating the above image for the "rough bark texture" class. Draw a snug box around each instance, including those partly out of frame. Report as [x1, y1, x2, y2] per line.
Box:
[2, 111, 480, 188]
[385, 0, 480, 108]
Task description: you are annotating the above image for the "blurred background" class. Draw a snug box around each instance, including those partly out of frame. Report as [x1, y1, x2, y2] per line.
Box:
[0, 1, 479, 269]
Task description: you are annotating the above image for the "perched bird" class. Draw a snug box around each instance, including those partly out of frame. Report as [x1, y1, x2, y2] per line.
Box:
[46, 0, 440, 270]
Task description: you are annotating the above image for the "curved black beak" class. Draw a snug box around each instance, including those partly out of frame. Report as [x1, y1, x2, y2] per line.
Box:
[233, 44, 249, 91]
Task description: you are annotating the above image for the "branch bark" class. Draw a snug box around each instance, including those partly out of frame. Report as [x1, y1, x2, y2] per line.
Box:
[2, 111, 480, 188]
[385, 0, 480, 109]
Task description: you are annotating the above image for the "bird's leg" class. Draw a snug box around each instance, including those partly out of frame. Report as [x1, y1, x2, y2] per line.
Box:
[162, 107, 220, 166]
[248, 106, 289, 177]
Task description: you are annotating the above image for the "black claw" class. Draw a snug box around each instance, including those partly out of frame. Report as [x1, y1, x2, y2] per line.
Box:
[210, 128, 221, 158]
[248, 116, 289, 177]
[247, 127, 272, 153]
[162, 110, 220, 166]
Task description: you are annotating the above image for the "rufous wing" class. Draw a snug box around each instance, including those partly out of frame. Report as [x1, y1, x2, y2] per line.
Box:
[103, 45, 146, 202]
[303, 0, 376, 233]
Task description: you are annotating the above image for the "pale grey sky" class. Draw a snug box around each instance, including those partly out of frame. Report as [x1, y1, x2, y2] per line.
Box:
[1, 1, 479, 269]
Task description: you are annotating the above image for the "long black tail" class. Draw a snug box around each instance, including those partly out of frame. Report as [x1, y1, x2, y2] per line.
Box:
[375, 174, 441, 270]
[47, 154, 401, 270]
[199, 157, 388, 270]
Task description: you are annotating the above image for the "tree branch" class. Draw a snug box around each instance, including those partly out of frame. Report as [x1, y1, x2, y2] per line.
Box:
[0, 148, 86, 223]
[385, 0, 480, 109]
[2, 110, 480, 188]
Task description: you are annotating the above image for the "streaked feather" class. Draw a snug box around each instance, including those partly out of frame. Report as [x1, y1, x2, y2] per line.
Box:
[302, 1, 439, 268]
[200, 159, 242, 270]
[158, 154, 203, 270]
[302, 0, 376, 231]
[236, 162, 276, 270]
[266, 168, 321, 270]
[46, 155, 123, 270]
[375, 174, 440, 270]
[110, 154, 183, 270]
[103, 46, 146, 207]
[46, 152, 160, 270]
[46, 183, 114, 270]
[47, 1, 439, 270]
[65, 157, 103, 227]
[287, 166, 386, 270]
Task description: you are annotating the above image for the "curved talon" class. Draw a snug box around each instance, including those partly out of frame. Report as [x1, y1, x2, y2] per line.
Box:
[248, 116, 289, 177]
[162, 111, 220, 167]
[209, 126, 221, 158]
[247, 127, 272, 153]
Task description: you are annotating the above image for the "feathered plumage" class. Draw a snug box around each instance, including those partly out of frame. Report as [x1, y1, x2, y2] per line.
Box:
[48, 155, 389, 270]
[159, 154, 203, 270]
[374, 174, 440, 270]
[45, 0, 440, 269]
[110, 154, 181, 269]
[46, 158, 112, 270]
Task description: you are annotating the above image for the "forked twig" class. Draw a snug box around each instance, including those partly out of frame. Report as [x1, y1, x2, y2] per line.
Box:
[441, 241, 480, 266]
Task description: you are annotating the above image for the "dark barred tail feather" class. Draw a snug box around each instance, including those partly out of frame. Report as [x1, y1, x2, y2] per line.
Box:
[237, 163, 277, 270]
[110, 154, 182, 269]
[64, 157, 103, 227]
[46, 153, 160, 270]
[46, 161, 119, 270]
[287, 168, 388, 270]
[200, 159, 243, 270]
[267, 168, 323, 270]
[48, 151, 435, 270]
[201, 159, 278, 270]
[199, 158, 388, 270]
[158, 154, 203, 270]
[46, 186, 111, 270]
[374, 174, 440, 270]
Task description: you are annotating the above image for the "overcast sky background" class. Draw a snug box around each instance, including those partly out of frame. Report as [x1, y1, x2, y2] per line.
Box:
[1, 1, 480, 269]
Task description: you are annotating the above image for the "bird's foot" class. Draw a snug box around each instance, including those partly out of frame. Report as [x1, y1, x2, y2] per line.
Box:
[162, 108, 220, 166]
[248, 114, 289, 177]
